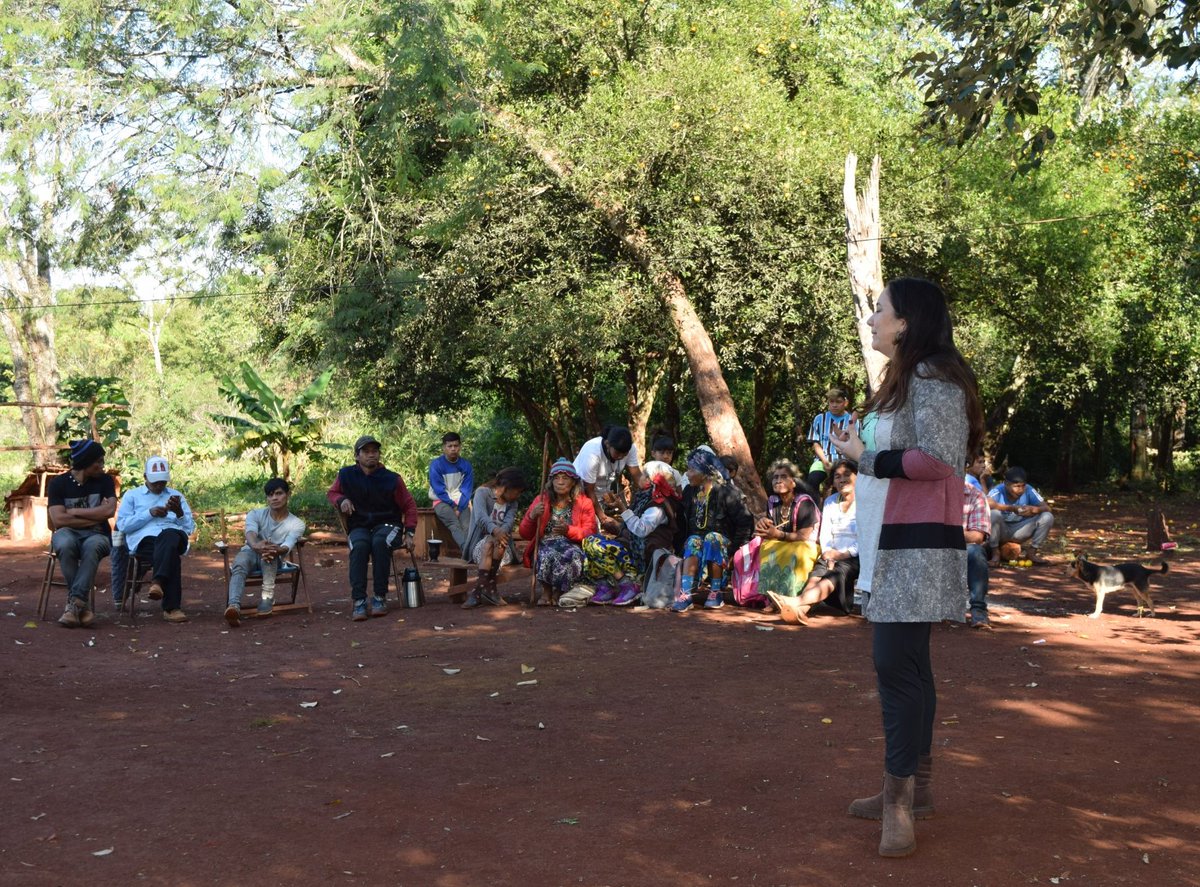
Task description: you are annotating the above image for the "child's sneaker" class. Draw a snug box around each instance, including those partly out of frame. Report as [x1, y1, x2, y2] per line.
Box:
[370, 596, 388, 617]
[224, 604, 241, 628]
[703, 590, 724, 609]
[590, 581, 615, 605]
[352, 600, 370, 621]
[671, 591, 693, 613]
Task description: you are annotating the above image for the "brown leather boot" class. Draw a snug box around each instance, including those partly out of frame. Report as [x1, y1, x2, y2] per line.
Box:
[848, 755, 934, 820]
[879, 772, 916, 857]
[481, 568, 506, 606]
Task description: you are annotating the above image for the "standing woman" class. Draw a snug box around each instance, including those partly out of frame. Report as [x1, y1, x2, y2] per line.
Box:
[832, 278, 983, 858]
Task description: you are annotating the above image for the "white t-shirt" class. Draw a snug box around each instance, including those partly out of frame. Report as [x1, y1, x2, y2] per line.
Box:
[573, 437, 640, 490]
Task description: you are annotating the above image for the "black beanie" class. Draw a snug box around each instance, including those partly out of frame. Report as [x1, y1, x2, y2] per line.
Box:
[69, 439, 105, 470]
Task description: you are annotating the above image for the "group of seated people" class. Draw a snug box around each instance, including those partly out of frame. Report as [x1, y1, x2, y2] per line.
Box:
[45, 407, 1053, 630]
[49, 439, 304, 628]
[417, 424, 864, 623]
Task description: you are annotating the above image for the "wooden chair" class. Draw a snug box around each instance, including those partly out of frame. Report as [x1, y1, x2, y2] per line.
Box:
[214, 538, 311, 616]
[117, 526, 201, 625]
[118, 548, 153, 625]
[36, 516, 100, 622]
[36, 548, 97, 621]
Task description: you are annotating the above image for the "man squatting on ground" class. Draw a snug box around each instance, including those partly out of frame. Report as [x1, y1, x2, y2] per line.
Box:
[50, 440, 117, 628]
[116, 456, 196, 623]
[428, 431, 473, 551]
[224, 478, 306, 627]
[327, 435, 418, 622]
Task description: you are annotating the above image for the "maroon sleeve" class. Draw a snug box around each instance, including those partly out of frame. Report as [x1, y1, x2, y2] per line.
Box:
[327, 474, 345, 508]
[393, 475, 418, 530]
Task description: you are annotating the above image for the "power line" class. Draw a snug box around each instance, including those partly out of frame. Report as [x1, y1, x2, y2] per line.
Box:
[1, 195, 1196, 313]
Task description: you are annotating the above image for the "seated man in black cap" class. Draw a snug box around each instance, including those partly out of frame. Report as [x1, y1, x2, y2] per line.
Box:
[987, 466, 1055, 565]
[326, 435, 418, 621]
[48, 440, 117, 628]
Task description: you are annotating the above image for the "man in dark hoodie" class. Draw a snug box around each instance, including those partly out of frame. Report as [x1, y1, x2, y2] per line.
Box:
[327, 435, 418, 621]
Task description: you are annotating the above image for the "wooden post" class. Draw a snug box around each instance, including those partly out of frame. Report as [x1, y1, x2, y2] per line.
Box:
[529, 432, 551, 605]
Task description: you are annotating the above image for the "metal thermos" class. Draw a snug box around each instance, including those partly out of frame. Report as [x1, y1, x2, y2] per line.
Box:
[401, 566, 425, 608]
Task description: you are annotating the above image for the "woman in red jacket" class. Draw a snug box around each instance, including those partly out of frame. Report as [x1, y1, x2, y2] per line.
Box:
[519, 459, 596, 604]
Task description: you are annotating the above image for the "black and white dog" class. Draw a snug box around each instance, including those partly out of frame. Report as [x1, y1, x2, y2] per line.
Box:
[1070, 553, 1168, 618]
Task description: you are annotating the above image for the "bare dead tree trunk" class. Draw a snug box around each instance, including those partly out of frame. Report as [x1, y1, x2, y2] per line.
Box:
[489, 107, 768, 512]
[843, 153, 887, 393]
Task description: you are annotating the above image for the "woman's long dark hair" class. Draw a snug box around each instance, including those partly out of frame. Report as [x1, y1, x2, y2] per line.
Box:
[861, 278, 985, 455]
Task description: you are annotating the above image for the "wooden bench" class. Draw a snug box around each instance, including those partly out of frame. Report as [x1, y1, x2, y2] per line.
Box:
[435, 556, 532, 604]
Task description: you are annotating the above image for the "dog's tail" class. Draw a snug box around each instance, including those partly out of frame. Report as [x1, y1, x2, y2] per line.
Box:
[1159, 562, 1169, 574]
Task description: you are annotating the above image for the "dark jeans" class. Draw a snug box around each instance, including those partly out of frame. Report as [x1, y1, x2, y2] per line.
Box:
[135, 530, 189, 611]
[872, 622, 935, 778]
[348, 525, 404, 601]
[967, 543, 990, 623]
[52, 527, 111, 601]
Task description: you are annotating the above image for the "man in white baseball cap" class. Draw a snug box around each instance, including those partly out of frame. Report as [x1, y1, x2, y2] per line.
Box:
[115, 456, 196, 622]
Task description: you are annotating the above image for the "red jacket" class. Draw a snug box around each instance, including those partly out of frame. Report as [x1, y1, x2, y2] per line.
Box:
[519, 492, 597, 567]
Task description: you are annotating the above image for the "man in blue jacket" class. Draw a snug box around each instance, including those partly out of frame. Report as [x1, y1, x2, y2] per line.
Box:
[427, 432, 473, 551]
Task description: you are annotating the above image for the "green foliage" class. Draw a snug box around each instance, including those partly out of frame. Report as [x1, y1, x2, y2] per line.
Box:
[54, 376, 132, 457]
[906, 0, 1200, 164]
[212, 362, 335, 480]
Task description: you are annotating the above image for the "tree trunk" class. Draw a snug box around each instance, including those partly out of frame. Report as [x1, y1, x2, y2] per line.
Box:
[1152, 403, 1179, 483]
[664, 351, 683, 447]
[1, 250, 61, 468]
[983, 353, 1030, 456]
[1055, 409, 1077, 491]
[623, 350, 667, 461]
[749, 365, 779, 468]
[1090, 398, 1107, 481]
[488, 107, 768, 513]
[1130, 401, 1150, 482]
[843, 153, 887, 393]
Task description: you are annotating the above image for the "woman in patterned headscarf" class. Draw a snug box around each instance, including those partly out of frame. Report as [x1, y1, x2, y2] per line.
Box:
[518, 458, 596, 605]
[671, 447, 754, 612]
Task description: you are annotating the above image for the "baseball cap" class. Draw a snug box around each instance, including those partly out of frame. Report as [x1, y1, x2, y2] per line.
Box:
[354, 435, 382, 454]
[145, 456, 170, 482]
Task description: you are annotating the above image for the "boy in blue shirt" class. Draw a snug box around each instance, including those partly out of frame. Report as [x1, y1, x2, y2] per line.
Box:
[987, 466, 1054, 565]
[427, 432, 473, 551]
[805, 387, 853, 494]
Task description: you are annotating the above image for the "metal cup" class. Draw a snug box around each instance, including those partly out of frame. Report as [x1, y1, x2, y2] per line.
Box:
[427, 538, 442, 561]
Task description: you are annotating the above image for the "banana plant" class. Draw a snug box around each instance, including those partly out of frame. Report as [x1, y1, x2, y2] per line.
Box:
[212, 362, 334, 480]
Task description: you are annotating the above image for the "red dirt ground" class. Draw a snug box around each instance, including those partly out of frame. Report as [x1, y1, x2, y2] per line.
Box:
[2, 492, 1198, 887]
